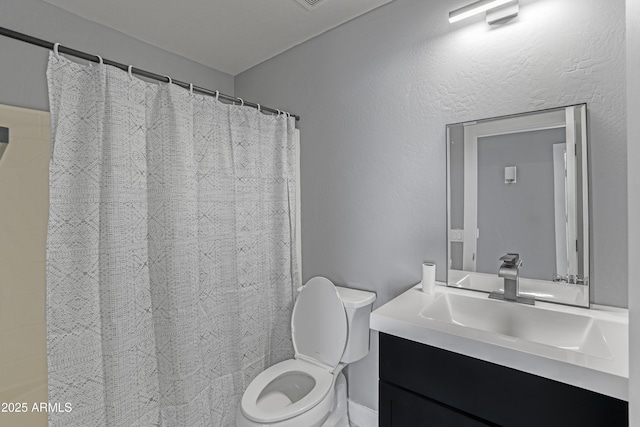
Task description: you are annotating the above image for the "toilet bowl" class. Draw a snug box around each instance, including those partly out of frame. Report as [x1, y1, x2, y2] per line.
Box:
[236, 277, 376, 427]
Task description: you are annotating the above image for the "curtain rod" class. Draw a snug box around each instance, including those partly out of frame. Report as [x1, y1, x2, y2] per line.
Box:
[0, 26, 300, 122]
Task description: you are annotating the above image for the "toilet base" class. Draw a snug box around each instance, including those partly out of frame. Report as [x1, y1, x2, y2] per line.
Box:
[321, 371, 348, 427]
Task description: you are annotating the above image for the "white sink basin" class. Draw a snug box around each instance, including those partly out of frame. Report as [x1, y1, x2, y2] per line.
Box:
[420, 293, 611, 359]
[370, 285, 628, 400]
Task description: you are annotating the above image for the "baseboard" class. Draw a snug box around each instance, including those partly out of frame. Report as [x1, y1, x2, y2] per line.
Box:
[348, 399, 378, 427]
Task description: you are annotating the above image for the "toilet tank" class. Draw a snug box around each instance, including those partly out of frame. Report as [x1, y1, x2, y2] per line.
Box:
[335, 286, 377, 363]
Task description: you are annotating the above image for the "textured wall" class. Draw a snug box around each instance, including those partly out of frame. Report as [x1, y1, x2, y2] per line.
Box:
[236, 0, 627, 411]
[0, 0, 233, 112]
[627, 0, 640, 423]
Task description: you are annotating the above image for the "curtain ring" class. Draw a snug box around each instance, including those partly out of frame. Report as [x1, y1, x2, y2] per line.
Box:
[215, 91, 220, 101]
[189, 83, 194, 95]
[128, 65, 134, 79]
[96, 55, 103, 64]
[257, 104, 261, 113]
[237, 98, 244, 107]
[165, 75, 172, 85]
[276, 109, 282, 116]
[53, 42, 61, 58]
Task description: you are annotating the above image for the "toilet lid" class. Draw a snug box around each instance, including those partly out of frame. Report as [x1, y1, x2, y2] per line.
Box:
[292, 277, 347, 371]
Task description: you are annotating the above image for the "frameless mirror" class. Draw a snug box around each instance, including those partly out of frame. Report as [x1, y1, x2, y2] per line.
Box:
[447, 104, 590, 307]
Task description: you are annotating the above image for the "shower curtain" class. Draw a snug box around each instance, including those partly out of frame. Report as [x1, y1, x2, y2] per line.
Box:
[46, 52, 299, 426]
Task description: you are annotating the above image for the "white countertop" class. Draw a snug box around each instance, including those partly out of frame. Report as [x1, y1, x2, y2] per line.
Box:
[370, 283, 629, 401]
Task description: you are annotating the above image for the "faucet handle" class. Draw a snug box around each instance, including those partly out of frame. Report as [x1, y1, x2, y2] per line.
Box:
[499, 253, 521, 266]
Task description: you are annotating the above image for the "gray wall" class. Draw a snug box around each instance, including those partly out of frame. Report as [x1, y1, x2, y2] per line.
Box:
[235, 0, 627, 412]
[476, 129, 564, 280]
[0, 0, 234, 112]
[627, 0, 639, 423]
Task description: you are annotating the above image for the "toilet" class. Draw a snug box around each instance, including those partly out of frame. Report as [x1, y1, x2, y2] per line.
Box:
[236, 277, 376, 427]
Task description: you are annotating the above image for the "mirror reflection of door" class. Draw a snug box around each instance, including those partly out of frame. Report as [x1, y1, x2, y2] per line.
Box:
[553, 143, 568, 278]
[474, 128, 565, 281]
[453, 106, 586, 282]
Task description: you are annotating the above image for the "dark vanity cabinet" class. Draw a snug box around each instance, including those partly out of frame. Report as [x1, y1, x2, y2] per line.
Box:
[379, 333, 628, 427]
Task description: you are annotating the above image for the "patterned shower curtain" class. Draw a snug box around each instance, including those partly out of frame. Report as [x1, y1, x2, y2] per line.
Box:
[46, 52, 299, 426]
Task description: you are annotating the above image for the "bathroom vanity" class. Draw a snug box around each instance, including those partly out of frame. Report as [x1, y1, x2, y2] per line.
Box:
[371, 285, 629, 427]
[370, 103, 628, 426]
[379, 333, 626, 426]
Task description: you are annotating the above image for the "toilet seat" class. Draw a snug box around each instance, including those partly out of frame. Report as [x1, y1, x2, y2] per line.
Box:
[240, 359, 334, 423]
[239, 277, 353, 426]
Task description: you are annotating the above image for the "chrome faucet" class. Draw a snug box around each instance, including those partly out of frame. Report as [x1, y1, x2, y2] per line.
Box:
[489, 253, 535, 305]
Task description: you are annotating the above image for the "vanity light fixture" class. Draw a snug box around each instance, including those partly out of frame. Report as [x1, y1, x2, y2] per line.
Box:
[449, 0, 519, 25]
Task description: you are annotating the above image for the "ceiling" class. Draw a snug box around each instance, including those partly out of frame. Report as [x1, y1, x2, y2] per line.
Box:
[43, 0, 393, 76]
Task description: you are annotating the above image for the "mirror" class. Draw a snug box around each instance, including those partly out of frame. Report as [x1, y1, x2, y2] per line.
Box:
[447, 105, 590, 307]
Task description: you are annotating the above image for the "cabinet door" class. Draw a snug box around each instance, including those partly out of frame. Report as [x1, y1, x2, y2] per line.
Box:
[380, 381, 495, 427]
[379, 333, 628, 427]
